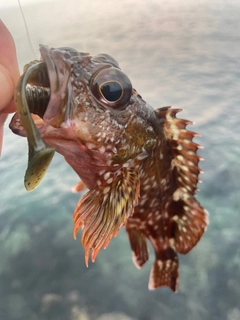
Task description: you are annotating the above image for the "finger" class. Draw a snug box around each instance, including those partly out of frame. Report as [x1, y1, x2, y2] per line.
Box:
[0, 64, 15, 112]
[0, 20, 20, 155]
[0, 66, 15, 155]
[0, 113, 8, 156]
[0, 20, 20, 85]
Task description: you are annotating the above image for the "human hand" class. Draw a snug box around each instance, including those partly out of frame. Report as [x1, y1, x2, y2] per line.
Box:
[0, 20, 20, 154]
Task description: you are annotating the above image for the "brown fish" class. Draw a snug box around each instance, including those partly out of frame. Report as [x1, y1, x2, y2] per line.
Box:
[10, 46, 208, 291]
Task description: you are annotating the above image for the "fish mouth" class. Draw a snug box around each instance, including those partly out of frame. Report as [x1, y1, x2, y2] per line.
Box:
[22, 45, 73, 125]
[39, 45, 73, 127]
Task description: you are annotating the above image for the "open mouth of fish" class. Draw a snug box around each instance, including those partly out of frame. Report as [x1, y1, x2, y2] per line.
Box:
[16, 45, 76, 122]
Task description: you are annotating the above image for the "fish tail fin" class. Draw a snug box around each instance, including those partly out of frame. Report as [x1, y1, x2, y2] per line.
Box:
[126, 226, 149, 269]
[148, 247, 179, 292]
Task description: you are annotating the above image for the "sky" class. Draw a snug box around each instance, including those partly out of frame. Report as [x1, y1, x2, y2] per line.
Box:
[0, 0, 56, 9]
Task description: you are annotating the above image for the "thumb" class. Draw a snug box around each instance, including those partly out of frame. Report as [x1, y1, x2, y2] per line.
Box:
[0, 65, 15, 155]
[0, 64, 15, 113]
[0, 20, 20, 155]
[0, 19, 20, 114]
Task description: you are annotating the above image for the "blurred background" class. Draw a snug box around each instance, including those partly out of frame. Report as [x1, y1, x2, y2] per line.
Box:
[1, 0, 240, 319]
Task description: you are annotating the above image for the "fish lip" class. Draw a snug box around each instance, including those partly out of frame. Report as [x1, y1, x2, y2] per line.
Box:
[39, 44, 73, 126]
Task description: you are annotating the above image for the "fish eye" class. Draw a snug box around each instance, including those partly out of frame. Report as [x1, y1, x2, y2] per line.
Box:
[91, 67, 132, 109]
[100, 80, 123, 102]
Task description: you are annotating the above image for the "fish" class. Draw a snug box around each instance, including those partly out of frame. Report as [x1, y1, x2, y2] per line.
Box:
[9, 45, 208, 291]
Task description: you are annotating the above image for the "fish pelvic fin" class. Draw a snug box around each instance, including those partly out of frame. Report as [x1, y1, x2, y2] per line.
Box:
[73, 166, 140, 266]
[148, 247, 179, 292]
[72, 180, 87, 193]
[126, 227, 149, 269]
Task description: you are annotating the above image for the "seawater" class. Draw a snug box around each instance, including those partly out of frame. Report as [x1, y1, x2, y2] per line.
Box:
[1, 1, 240, 319]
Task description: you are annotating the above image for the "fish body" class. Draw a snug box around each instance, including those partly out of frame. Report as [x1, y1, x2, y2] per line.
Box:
[10, 46, 208, 291]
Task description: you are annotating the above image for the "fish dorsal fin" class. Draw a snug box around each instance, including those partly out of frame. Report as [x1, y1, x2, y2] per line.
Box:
[73, 165, 140, 265]
[155, 106, 208, 254]
[156, 106, 202, 195]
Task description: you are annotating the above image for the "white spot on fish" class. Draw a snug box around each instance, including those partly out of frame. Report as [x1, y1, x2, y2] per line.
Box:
[99, 145, 106, 154]
[96, 180, 102, 186]
[104, 172, 111, 180]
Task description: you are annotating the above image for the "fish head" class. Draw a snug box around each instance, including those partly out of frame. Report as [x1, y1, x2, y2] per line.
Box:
[10, 46, 157, 186]
[38, 45, 157, 163]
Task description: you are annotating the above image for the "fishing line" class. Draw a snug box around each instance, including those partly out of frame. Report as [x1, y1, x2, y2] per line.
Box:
[17, 0, 35, 57]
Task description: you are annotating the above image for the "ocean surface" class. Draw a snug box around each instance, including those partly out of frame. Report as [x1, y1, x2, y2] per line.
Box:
[1, 1, 240, 319]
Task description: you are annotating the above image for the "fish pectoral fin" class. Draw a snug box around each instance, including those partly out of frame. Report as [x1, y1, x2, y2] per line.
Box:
[148, 247, 179, 292]
[73, 166, 140, 266]
[126, 227, 149, 269]
[170, 194, 208, 254]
